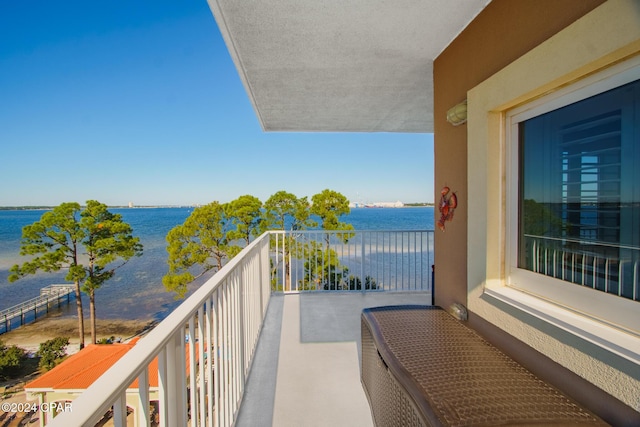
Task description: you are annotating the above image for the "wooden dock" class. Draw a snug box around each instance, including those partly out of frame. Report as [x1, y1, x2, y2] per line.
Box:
[0, 285, 75, 334]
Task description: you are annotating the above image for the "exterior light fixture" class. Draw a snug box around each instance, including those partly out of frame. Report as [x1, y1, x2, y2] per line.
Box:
[446, 100, 467, 126]
[449, 303, 468, 321]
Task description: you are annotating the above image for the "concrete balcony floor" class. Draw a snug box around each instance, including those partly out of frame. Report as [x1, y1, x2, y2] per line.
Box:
[236, 292, 432, 427]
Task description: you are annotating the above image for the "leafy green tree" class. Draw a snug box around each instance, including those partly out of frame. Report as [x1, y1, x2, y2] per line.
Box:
[347, 275, 378, 290]
[262, 191, 315, 232]
[300, 241, 348, 290]
[522, 199, 566, 236]
[9, 201, 143, 347]
[226, 195, 263, 252]
[307, 190, 353, 289]
[162, 190, 355, 294]
[0, 340, 27, 380]
[9, 202, 87, 348]
[80, 201, 143, 344]
[37, 337, 69, 371]
[263, 191, 315, 290]
[311, 189, 354, 235]
[163, 202, 232, 298]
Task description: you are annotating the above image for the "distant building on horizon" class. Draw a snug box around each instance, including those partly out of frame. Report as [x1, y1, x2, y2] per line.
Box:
[350, 200, 404, 208]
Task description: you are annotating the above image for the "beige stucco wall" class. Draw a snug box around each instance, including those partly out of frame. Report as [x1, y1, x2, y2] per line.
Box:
[467, 0, 640, 410]
[432, 0, 605, 312]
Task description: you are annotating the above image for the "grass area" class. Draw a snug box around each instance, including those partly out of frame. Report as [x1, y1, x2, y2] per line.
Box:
[0, 357, 40, 397]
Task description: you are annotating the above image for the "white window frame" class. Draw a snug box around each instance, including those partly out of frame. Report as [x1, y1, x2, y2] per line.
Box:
[498, 57, 640, 350]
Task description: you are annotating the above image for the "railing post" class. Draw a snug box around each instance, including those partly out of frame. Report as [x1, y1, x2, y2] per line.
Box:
[259, 241, 264, 319]
[288, 249, 292, 292]
[282, 234, 288, 292]
[212, 290, 221, 427]
[263, 238, 271, 314]
[230, 273, 239, 416]
[634, 261, 639, 301]
[205, 296, 214, 427]
[164, 330, 187, 426]
[197, 306, 206, 427]
[239, 267, 246, 387]
[179, 329, 188, 425]
[189, 317, 199, 427]
[431, 265, 435, 306]
[361, 233, 366, 293]
[166, 339, 177, 426]
[113, 391, 127, 427]
[158, 348, 168, 426]
[138, 367, 150, 427]
[221, 282, 229, 426]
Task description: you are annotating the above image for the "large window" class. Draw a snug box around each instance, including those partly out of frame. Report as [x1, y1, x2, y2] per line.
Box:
[518, 79, 639, 302]
[506, 61, 640, 330]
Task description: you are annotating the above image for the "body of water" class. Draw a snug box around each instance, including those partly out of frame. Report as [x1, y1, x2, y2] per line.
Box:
[0, 207, 434, 321]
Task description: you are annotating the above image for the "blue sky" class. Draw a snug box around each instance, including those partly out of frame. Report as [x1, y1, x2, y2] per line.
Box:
[0, 1, 434, 207]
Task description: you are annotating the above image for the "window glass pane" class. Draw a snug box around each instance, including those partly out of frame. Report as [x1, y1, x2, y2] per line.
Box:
[519, 79, 640, 301]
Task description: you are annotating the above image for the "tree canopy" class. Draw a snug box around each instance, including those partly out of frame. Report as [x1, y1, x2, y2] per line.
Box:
[262, 191, 316, 290]
[163, 202, 231, 298]
[163, 190, 354, 296]
[0, 340, 27, 380]
[80, 201, 143, 344]
[226, 194, 263, 247]
[9, 201, 142, 346]
[37, 337, 70, 371]
[262, 191, 315, 232]
[311, 189, 354, 235]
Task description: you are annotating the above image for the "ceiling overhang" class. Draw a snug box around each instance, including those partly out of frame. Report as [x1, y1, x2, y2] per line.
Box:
[207, 0, 489, 133]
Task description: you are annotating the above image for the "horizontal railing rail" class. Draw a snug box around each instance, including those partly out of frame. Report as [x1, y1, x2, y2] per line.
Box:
[270, 230, 434, 293]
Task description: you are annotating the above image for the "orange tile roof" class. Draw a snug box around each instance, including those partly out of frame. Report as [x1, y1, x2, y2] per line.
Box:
[26, 338, 198, 391]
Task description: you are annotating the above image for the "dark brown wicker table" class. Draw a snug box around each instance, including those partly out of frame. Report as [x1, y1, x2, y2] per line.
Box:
[361, 305, 609, 426]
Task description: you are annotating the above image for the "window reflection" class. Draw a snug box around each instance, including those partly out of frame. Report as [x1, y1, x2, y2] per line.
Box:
[519, 80, 639, 301]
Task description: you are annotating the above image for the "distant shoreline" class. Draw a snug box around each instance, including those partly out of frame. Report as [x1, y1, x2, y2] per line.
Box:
[0, 204, 435, 211]
[0, 205, 194, 211]
[1, 316, 156, 351]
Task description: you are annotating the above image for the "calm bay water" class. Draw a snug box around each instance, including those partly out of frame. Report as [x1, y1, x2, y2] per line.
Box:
[0, 207, 434, 321]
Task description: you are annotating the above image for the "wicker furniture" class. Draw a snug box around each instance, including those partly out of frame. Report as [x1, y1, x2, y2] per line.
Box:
[361, 305, 608, 426]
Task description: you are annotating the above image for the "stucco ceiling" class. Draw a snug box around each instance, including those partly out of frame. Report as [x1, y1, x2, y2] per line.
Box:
[207, 0, 490, 133]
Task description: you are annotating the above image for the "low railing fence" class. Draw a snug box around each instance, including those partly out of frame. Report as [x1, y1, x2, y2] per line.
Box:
[270, 230, 434, 293]
[48, 234, 271, 427]
[524, 234, 639, 301]
[47, 230, 433, 426]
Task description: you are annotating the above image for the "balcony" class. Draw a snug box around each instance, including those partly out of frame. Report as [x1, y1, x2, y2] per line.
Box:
[45, 230, 434, 426]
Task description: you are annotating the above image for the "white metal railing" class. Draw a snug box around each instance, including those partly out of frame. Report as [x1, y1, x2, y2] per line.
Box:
[1, 285, 75, 334]
[524, 234, 640, 301]
[47, 234, 271, 427]
[270, 230, 434, 293]
[45, 230, 432, 426]
[0, 285, 74, 317]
